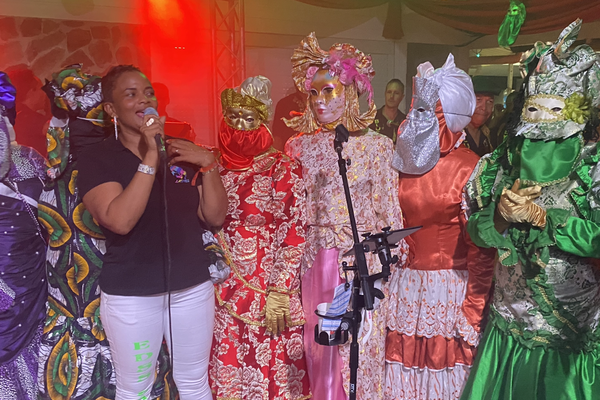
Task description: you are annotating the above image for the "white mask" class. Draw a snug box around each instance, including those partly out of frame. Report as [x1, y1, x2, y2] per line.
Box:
[522, 94, 566, 123]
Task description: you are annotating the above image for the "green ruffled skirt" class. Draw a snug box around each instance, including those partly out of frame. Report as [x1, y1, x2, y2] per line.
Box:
[461, 322, 600, 400]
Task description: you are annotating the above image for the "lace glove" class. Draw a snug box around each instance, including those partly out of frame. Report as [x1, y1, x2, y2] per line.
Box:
[497, 179, 547, 228]
[262, 292, 291, 336]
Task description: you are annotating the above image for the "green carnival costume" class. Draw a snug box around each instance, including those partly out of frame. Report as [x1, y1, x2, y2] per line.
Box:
[462, 20, 600, 400]
[37, 67, 177, 400]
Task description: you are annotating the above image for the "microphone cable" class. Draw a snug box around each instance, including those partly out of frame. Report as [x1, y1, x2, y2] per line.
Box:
[158, 134, 175, 368]
[145, 107, 175, 367]
[161, 156, 174, 368]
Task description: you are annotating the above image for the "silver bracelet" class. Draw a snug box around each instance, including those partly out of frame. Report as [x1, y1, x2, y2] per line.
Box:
[137, 163, 156, 175]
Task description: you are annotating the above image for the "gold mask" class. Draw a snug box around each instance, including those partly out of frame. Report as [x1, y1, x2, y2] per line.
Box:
[309, 70, 346, 125]
[221, 88, 269, 130]
[224, 107, 261, 131]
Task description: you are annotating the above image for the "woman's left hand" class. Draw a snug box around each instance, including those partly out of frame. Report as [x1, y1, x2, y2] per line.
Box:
[167, 139, 216, 168]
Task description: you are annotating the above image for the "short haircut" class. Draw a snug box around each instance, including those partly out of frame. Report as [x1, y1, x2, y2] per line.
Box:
[386, 79, 404, 91]
[475, 91, 496, 99]
[101, 65, 143, 103]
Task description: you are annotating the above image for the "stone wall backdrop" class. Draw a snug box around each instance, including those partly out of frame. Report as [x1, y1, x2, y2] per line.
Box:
[0, 15, 149, 81]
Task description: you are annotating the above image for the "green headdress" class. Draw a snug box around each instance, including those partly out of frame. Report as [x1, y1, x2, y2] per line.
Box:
[516, 19, 600, 141]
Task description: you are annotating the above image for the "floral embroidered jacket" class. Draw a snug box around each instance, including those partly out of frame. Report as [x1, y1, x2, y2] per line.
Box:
[215, 150, 306, 326]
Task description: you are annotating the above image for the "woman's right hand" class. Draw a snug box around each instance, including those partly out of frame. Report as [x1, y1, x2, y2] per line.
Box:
[139, 114, 166, 154]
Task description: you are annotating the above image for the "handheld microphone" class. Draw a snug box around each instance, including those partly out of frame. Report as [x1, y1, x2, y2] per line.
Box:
[334, 124, 350, 152]
[143, 107, 166, 160]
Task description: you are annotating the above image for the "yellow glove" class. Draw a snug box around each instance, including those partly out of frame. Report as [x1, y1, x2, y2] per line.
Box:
[497, 179, 547, 228]
[263, 291, 291, 336]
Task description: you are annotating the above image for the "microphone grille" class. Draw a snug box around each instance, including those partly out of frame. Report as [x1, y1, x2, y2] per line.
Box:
[143, 107, 159, 116]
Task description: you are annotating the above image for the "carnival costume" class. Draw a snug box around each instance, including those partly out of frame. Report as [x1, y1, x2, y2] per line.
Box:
[0, 72, 47, 400]
[37, 66, 176, 400]
[385, 55, 496, 400]
[461, 20, 600, 399]
[209, 76, 311, 400]
[284, 33, 408, 400]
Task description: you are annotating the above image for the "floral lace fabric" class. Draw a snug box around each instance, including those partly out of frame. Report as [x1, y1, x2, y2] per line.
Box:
[210, 151, 311, 399]
[285, 129, 408, 399]
[285, 129, 408, 274]
[387, 269, 479, 346]
[385, 362, 471, 400]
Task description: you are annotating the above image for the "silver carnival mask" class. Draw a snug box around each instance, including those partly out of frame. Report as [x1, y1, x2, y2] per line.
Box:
[392, 76, 440, 175]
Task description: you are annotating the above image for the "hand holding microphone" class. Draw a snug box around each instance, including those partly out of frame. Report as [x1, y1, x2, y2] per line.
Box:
[139, 107, 166, 160]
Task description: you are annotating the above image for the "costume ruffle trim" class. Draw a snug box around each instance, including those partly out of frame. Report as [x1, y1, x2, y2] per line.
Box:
[384, 360, 471, 400]
[385, 330, 476, 370]
[462, 320, 600, 399]
[469, 199, 571, 271]
[387, 268, 480, 346]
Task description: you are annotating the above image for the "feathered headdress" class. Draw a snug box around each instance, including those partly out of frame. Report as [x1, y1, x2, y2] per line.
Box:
[285, 32, 377, 132]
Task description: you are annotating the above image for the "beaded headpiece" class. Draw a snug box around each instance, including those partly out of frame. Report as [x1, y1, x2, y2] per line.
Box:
[221, 75, 273, 123]
[516, 19, 600, 140]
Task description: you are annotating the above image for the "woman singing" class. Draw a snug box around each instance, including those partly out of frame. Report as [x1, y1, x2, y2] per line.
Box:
[76, 65, 227, 400]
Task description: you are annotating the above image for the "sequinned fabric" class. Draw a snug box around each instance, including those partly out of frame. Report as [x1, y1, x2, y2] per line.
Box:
[285, 129, 408, 400]
[461, 20, 600, 400]
[8, 146, 46, 182]
[210, 150, 311, 399]
[0, 144, 46, 400]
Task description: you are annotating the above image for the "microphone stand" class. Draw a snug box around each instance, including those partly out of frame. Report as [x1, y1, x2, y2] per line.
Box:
[314, 125, 393, 400]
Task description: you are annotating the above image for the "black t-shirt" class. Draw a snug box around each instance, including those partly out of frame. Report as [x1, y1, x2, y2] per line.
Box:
[369, 107, 406, 143]
[464, 125, 493, 157]
[77, 136, 210, 296]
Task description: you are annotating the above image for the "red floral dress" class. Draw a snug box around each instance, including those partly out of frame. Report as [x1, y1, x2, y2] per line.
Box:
[209, 150, 311, 400]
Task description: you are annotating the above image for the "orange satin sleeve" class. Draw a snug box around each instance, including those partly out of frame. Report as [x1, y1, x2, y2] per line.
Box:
[460, 208, 496, 332]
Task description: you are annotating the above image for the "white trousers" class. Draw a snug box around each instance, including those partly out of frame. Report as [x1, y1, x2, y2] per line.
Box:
[100, 281, 215, 400]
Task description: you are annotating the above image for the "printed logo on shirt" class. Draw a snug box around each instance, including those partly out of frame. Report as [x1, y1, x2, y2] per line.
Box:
[170, 165, 189, 183]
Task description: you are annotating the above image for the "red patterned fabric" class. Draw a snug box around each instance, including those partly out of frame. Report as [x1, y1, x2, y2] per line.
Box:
[218, 121, 274, 171]
[209, 146, 311, 400]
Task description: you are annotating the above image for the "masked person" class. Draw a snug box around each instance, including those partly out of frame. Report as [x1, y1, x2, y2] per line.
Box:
[0, 72, 47, 400]
[386, 55, 496, 400]
[209, 76, 311, 400]
[284, 33, 408, 400]
[37, 66, 177, 400]
[462, 20, 600, 399]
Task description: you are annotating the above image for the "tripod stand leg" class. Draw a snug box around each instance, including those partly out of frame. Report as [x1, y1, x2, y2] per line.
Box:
[349, 340, 359, 400]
